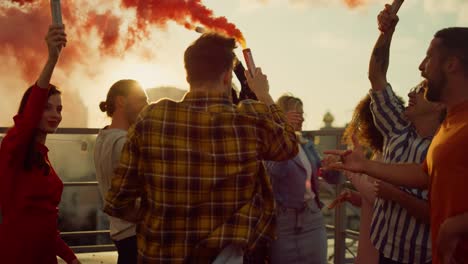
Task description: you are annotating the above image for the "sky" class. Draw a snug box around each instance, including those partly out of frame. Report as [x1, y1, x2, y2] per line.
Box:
[0, 0, 466, 130]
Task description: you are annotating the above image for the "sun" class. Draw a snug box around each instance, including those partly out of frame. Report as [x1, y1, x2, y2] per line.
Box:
[105, 56, 183, 89]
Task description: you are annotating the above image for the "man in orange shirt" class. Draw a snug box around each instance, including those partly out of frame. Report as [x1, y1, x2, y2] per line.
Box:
[324, 27, 468, 264]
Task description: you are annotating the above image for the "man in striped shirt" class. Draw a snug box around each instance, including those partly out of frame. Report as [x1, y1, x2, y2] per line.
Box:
[103, 33, 299, 263]
[364, 5, 445, 264]
[325, 26, 468, 264]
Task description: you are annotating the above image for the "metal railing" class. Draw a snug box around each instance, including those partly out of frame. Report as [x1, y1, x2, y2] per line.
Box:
[0, 127, 357, 263]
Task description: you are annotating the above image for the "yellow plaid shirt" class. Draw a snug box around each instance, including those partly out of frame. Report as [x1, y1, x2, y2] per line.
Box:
[104, 90, 298, 263]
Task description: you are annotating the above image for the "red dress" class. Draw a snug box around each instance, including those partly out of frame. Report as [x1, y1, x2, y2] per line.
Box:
[0, 84, 76, 263]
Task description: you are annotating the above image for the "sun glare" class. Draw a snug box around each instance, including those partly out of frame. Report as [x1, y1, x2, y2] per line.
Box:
[107, 58, 184, 89]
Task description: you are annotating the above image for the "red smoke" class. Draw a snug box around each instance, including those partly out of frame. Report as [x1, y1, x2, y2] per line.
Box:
[0, 0, 123, 82]
[0, 0, 246, 83]
[121, 0, 246, 47]
[10, 0, 36, 4]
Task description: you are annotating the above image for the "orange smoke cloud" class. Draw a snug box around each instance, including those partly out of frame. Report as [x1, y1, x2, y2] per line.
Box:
[343, 0, 367, 8]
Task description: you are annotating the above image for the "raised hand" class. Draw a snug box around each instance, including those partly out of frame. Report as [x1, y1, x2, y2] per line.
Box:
[37, 25, 67, 88]
[245, 67, 273, 105]
[45, 24, 67, 62]
[378, 4, 399, 34]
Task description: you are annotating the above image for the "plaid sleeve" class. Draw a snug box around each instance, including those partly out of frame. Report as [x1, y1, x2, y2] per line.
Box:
[260, 104, 298, 161]
[103, 120, 143, 222]
[369, 83, 410, 139]
[238, 101, 298, 161]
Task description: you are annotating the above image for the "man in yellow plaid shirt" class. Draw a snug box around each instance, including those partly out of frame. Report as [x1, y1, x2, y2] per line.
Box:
[104, 33, 299, 263]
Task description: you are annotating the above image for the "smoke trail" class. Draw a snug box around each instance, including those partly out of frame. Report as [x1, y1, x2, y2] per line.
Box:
[121, 0, 246, 47]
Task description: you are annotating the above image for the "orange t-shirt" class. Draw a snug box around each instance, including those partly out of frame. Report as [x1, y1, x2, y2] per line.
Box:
[424, 100, 468, 264]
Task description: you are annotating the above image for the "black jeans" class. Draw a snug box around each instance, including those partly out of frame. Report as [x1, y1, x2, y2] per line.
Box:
[379, 253, 431, 264]
[114, 235, 138, 264]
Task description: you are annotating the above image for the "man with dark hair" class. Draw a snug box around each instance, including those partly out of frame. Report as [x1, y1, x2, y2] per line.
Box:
[103, 32, 299, 263]
[325, 24, 468, 264]
[365, 5, 444, 263]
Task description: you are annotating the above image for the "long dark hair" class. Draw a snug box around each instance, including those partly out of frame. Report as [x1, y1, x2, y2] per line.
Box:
[17, 85, 61, 174]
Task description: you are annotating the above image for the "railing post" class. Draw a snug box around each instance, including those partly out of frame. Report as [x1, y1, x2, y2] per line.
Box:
[334, 172, 347, 264]
[333, 133, 347, 264]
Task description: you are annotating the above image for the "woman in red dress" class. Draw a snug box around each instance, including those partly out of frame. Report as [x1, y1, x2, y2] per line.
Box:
[0, 25, 80, 264]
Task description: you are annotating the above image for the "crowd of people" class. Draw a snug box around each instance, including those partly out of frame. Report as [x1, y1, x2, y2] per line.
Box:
[0, 2, 467, 264]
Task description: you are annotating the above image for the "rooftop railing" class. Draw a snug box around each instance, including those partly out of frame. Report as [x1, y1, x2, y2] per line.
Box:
[0, 127, 358, 264]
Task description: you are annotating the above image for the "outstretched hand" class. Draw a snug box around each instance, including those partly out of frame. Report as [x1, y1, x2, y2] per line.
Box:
[322, 134, 367, 173]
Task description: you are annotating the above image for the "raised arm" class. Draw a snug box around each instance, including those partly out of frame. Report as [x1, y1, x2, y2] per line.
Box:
[368, 4, 399, 91]
[4, 25, 67, 148]
[245, 68, 298, 161]
[0, 25, 67, 209]
[37, 25, 67, 89]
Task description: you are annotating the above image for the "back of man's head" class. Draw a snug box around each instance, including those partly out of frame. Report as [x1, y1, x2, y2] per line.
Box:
[184, 33, 236, 87]
[435, 27, 468, 76]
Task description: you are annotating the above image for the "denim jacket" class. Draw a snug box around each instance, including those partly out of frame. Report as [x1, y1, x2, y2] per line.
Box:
[265, 141, 335, 209]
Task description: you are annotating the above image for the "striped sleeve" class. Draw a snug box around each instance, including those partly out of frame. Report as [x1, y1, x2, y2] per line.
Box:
[369, 84, 410, 139]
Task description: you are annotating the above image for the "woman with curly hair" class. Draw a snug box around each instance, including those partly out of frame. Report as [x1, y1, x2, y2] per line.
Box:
[330, 95, 383, 264]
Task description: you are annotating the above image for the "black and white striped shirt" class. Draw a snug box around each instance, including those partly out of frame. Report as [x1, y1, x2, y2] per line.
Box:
[369, 84, 431, 264]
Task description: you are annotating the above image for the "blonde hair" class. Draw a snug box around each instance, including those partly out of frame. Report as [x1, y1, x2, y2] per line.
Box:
[276, 94, 303, 112]
[277, 94, 307, 143]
